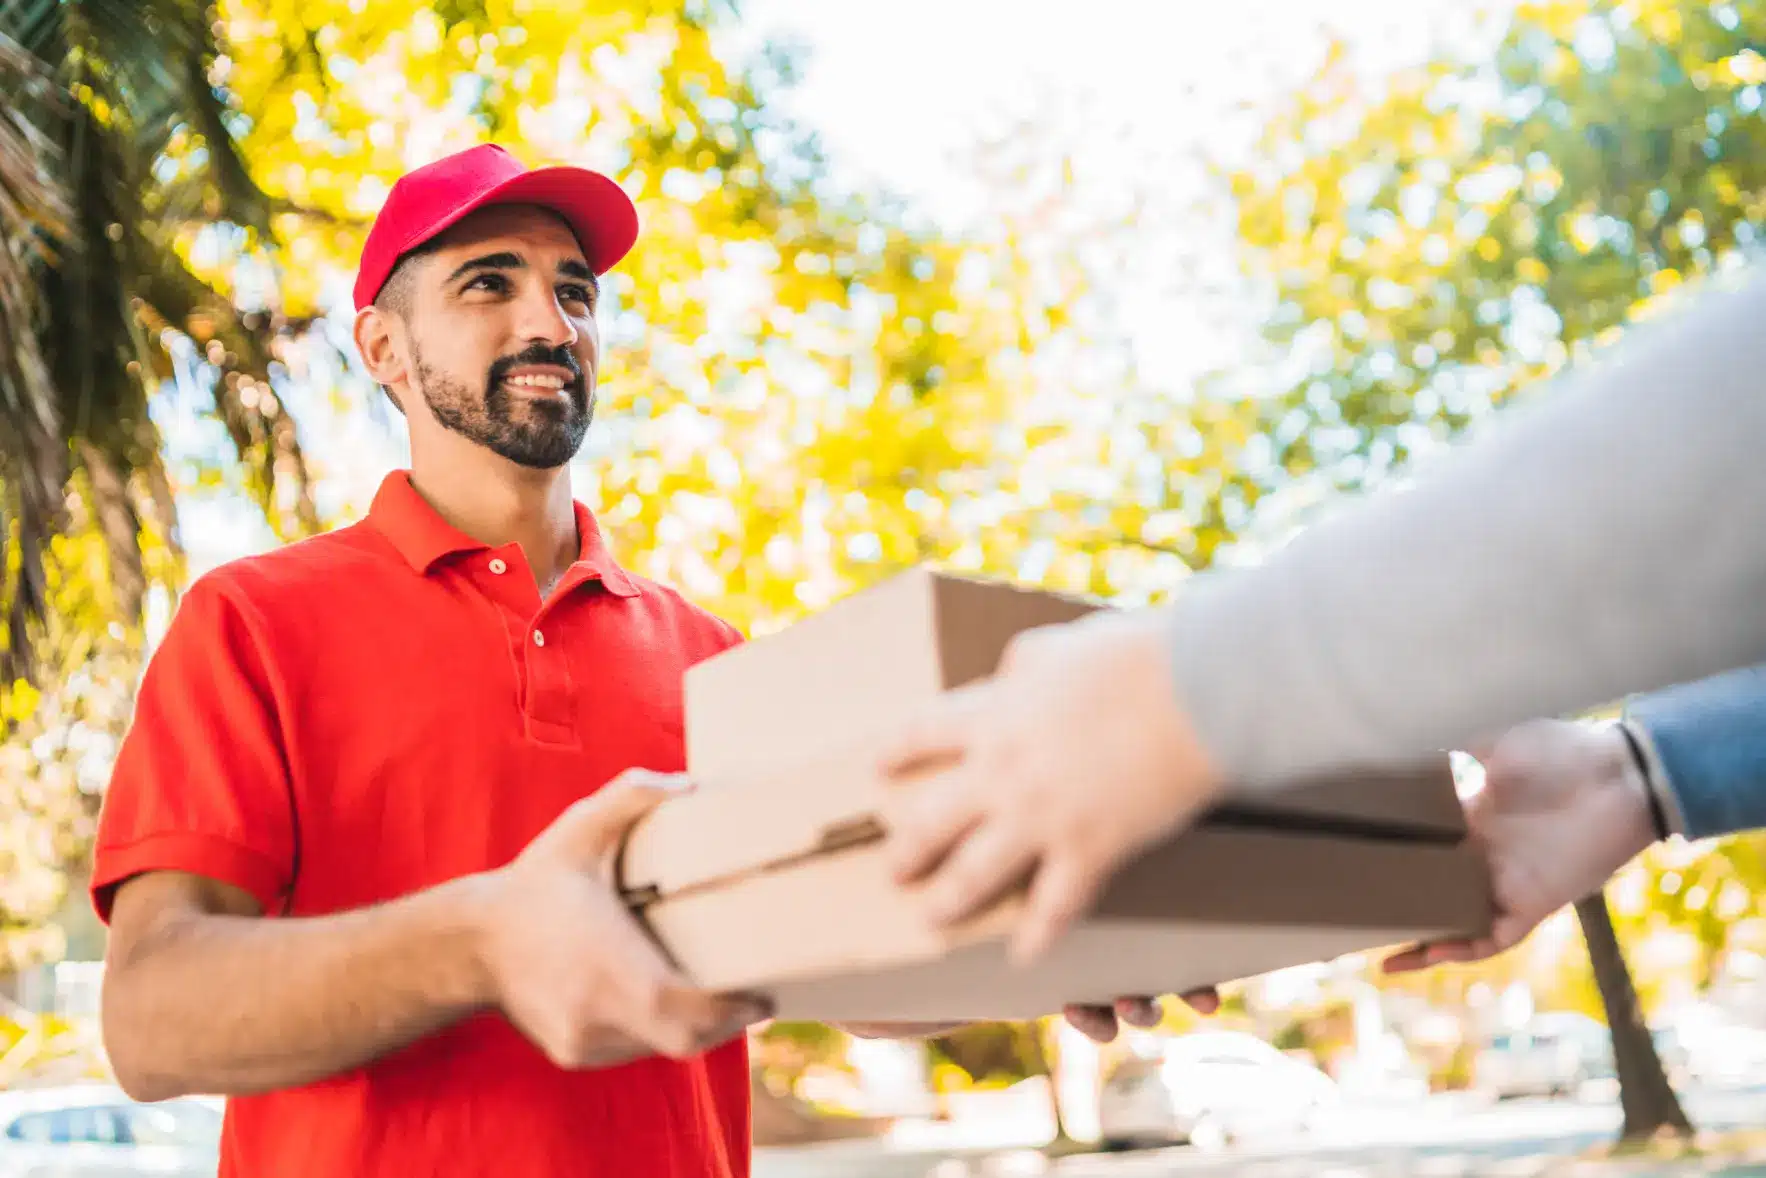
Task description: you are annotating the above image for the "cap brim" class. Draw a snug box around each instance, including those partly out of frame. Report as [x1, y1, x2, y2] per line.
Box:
[399, 165, 640, 277]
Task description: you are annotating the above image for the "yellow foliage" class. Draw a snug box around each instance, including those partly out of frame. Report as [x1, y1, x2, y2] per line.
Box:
[5, 0, 1281, 969]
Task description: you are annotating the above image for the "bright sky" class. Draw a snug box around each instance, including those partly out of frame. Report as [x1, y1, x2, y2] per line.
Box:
[739, 0, 1502, 223]
[178, 0, 1509, 578]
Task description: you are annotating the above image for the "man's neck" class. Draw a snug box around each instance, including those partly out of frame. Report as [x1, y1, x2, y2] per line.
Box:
[408, 454, 579, 598]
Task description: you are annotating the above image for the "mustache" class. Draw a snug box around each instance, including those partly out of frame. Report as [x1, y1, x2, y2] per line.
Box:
[487, 345, 583, 389]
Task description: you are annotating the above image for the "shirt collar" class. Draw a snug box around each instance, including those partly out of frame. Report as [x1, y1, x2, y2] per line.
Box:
[367, 470, 640, 598]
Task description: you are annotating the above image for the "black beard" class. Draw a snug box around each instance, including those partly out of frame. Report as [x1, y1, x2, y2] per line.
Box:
[413, 342, 592, 469]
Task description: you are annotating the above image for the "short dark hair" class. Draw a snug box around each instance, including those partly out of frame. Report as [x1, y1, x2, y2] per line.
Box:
[371, 237, 446, 321]
[370, 240, 449, 414]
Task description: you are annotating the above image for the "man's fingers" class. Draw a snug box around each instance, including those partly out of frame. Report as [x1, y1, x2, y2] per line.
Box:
[1180, 987, 1221, 1016]
[628, 980, 766, 1059]
[1381, 944, 1433, 974]
[595, 885, 745, 1058]
[695, 993, 777, 1052]
[568, 1003, 764, 1071]
[918, 819, 1037, 927]
[1011, 854, 1105, 966]
[1383, 938, 1485, 974]
[1064, 1004, 1120, 1044]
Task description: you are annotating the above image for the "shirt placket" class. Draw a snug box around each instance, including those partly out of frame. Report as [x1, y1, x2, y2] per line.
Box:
[521, 606, 578, 745]
[477, 549, 581, 747]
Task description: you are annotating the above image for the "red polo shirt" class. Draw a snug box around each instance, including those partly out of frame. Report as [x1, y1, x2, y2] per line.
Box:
[91, 470, 750, 1178]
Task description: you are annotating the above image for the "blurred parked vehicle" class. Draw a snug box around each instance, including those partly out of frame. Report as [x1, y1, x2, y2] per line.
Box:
[1475, 1012, 1613, 1100]
[0, 1084, 220, 1178]
[1654, 1002, 1766, 1087]
[1097, 1030, 1338, 1150]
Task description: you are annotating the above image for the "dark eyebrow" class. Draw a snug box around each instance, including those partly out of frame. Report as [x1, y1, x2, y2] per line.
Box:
[557, 259, 596, 284]
[445, 252, 597, 287]
[445, 251, 524, 284]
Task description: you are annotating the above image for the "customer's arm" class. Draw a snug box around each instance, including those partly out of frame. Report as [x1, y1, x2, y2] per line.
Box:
[876, 266, 1766, 961]
[1623, 663, 1766, 841]
[1168, 267, 1766, 790]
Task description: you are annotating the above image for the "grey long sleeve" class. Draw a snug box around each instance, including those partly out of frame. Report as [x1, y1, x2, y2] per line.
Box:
[1168, 265, 1766, 790]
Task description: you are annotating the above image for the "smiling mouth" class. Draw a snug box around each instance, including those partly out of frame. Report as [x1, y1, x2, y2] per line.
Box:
[501, 373, 573, 393]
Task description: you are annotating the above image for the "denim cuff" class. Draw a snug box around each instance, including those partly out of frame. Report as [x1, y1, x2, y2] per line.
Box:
[1616, 718, 1686, 839]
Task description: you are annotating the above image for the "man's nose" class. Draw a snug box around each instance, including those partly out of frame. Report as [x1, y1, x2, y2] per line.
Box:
[514, 285, 579, 349]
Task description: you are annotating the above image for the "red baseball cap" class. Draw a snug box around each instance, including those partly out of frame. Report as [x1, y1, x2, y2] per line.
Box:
[352, 144, 639, 311]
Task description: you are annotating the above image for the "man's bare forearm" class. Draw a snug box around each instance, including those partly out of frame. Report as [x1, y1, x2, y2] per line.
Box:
[102, 874, 496, 1101]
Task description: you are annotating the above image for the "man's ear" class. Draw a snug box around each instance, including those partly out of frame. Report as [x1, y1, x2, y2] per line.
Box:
[354, 306, 409, 405]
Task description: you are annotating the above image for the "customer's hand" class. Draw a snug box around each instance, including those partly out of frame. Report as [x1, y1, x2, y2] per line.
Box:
[1385, 719, 1659, 974]
[878, 608, 1223, 965]
[477, 769, 773, 1068]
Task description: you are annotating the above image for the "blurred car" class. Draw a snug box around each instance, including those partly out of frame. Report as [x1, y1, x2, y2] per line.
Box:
[1097, 1030, 1338, 1151]
[0, 1083, 221, 1178]
[1653, 1002, 1766, 1087]
[1475, 1012, 1614, 1100]
[1649, 1024, 1692, 1089]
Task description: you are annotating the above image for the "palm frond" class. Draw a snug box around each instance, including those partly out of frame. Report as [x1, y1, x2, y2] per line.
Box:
[0, 27, 70, 691]
[92, 0, 275, 235]
[0, 0, 61, 62]
[1, 0, 323, 705]
[132, 246, 319, 539]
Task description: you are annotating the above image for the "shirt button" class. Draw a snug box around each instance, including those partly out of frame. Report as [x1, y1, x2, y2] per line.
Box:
[489, 558, 507, 575]
[532, 629, 546, 647]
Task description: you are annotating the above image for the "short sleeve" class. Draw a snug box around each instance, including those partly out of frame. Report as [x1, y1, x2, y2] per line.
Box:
[712, 617, 746, 652]
[90, 574, 297, 922]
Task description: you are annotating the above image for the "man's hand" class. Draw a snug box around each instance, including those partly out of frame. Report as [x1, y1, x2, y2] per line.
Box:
[474, 769, 773, 1068]
[877, 608, 1223, 964]
[1385, 719, 1659, 974]
[1062, 988, 1220, 1043]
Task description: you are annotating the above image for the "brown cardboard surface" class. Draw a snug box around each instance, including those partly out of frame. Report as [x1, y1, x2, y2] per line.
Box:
[680, 567, 1467, 836]
[622, 566, 1493, 1022]
[631, 828, 1489, 1022]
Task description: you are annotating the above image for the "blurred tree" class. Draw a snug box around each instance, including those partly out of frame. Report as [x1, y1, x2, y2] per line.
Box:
[0, 1, 327, 683]
[0, 0, 1093, 970]
[0, 0, 1275, 1058]
[1223, 0, 1766, 1138]
[749, 1019, 853, 1100]
[0, 0, 331, 975]
[1224, 0, 1766, 507]
[929, 1019, 1078, 1146]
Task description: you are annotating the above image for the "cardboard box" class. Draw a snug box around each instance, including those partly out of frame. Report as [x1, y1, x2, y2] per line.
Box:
[618, 568, 1492, 1023]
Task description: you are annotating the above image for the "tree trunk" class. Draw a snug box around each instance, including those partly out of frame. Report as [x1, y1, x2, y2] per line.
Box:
[1575, 891, 1693, 1142]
